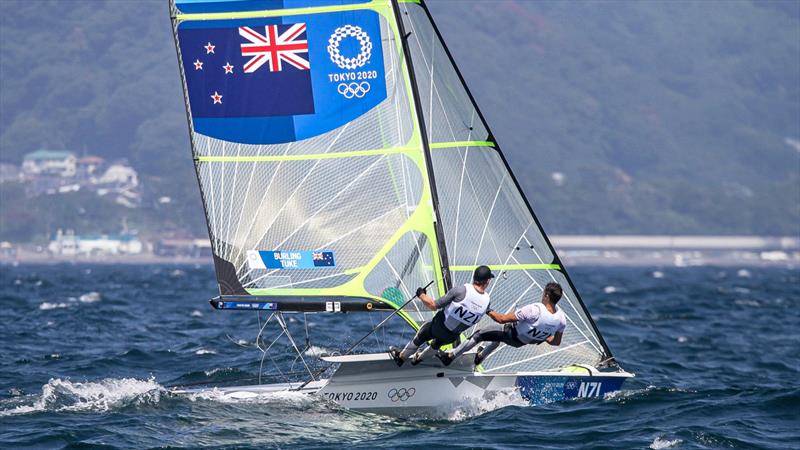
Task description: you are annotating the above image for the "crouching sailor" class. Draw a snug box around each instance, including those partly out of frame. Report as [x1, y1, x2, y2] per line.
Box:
[438, 282, 566, 366]
[389, 265, 495, 366]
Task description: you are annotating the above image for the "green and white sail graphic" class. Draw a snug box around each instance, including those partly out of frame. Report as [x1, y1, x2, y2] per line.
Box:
[172, 0, 613, 373]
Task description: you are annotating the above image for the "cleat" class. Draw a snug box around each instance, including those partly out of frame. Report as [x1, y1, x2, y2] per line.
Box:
[436, 350, 454, 366]
[389, 346, 404, 367]
[410, 353, 423, 366]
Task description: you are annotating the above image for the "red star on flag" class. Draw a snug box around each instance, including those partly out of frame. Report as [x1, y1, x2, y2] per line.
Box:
[204, 42, 215, 54]
[223, 62, 234, 74]
[210, 91, 223, 104]
[193, 59, 203, 70]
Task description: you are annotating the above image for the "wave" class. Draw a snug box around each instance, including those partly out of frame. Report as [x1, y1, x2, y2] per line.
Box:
[79, 291, 102, 303]
[0, 377, 163, 417]
[603, 385, 695, 402]
[183, 387, 319, 408]
[304, 345, 334, 357]
[649, 437, 683, 449]
[39, 302, 69, 310]
[194, 348, 217, 355]
[447, 387, 528, 422]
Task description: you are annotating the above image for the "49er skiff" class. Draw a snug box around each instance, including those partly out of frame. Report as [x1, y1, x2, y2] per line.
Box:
[169, 0, 633, 416]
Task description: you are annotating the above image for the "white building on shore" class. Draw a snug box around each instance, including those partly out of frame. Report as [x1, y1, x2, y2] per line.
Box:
[22, 150, 77, 177]
[48, 229, 143, 256]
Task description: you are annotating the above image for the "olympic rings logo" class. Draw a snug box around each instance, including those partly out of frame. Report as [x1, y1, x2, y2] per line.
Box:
[387, 387, 416, 402]
[327, 25, 373, 70]
[337, 81, 371, 99]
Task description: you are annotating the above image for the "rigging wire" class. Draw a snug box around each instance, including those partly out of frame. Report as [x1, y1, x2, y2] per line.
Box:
[277, 312, 316, 381]
[292, 280, 434, 391]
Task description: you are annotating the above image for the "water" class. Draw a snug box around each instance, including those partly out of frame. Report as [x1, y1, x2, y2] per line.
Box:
[1, 264, 798, 449]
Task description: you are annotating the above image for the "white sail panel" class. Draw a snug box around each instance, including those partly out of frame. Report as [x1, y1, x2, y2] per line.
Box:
[172, 1, 447, 317]
[399, 0, 611, 371]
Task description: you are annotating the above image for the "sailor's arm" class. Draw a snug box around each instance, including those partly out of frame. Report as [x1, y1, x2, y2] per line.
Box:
[416, 285, 464, 311]
[487, 310, 517, 323]
[545, 331, 563, 346]
[417, 290, 437, 311]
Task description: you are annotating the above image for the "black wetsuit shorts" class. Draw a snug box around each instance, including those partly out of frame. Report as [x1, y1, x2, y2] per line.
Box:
[412, 310, 460, 349]
[472, 324, 528, 348]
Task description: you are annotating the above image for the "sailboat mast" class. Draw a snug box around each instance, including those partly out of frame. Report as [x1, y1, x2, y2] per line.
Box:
[392, 0, 453, 292]
[412, 0, 614, 359]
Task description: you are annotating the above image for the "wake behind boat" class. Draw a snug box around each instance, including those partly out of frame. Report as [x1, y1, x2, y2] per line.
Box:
[169, 0, 633, 416]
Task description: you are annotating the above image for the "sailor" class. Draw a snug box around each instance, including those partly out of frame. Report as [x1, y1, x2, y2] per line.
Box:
[389, 265, 495, 366]
[437, 282, 566, 366]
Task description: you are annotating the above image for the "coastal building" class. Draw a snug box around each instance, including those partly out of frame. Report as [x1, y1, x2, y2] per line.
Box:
[98, 163, 138, 188]
[22, 150, 77, 177]
[48, 229, 144, 256]
[77, 156, 105, 177]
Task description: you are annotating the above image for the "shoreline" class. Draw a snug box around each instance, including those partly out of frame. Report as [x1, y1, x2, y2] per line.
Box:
[1, 253, 795, 268]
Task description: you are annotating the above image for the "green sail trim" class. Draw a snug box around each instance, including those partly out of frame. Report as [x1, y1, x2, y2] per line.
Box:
[193, 140, 495, 163]
[449, 264, 562, 271]
[175, 0, 386, 22]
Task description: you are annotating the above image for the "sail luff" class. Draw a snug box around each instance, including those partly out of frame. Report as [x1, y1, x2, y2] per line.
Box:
[169, 0, 226, 296]
[391, 0, 452, 292]
[414, 0, 614, 359]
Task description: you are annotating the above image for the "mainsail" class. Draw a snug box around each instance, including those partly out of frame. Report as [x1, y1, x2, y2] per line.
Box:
[171, 0, 613, 374]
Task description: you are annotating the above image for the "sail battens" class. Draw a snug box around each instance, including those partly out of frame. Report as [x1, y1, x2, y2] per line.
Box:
[450, 264, 561, 271]
[429, 141, 495, 149]
[196, 146, 415, 162]
[176, 0, 388, 22]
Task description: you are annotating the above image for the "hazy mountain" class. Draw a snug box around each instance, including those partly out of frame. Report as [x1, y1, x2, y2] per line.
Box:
[1, 0, 798, 241]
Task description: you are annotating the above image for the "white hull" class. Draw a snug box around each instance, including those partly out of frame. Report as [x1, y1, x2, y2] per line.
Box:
[175, 353, 633, 417]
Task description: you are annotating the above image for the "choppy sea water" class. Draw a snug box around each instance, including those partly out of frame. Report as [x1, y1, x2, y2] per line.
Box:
[0, 264, 797, 449]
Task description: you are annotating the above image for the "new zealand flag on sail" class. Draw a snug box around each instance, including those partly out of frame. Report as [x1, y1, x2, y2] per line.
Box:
[177, 9, 387, 145]
[181, 23, 315, 118]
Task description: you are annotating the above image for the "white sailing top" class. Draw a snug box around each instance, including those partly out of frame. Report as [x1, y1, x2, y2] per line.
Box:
[440, 283, 492, 332]
[513, 303, 566, 344]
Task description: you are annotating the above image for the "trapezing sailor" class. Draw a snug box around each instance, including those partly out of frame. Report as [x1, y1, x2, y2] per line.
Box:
[437, 282, 566, 366]
[389, 265, 495, 366]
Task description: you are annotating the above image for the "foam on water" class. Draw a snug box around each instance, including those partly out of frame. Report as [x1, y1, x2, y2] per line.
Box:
[79, 291, 102, 303]
[304, 345, 333, 357]
[649, 436, 683, 449]
[39, 302, 68, 310]
[184, 387, 319, 408]
[0, 377, 163, 417]
[447, 387, 528, 422]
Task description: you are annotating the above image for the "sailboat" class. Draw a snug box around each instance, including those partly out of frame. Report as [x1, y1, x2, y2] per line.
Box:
[169, 0, 633, 416]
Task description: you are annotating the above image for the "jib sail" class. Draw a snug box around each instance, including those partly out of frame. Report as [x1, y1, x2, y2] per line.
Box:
[396, 0, 613, 372]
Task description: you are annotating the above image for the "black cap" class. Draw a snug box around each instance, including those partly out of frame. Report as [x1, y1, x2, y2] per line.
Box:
[473, 265, 495, 283]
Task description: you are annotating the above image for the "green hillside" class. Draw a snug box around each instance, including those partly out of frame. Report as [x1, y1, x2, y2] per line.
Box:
[0, 0, 798, 242]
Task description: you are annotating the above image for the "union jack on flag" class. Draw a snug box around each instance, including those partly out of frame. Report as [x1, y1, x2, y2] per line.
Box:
[239, 23, 310, 73]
